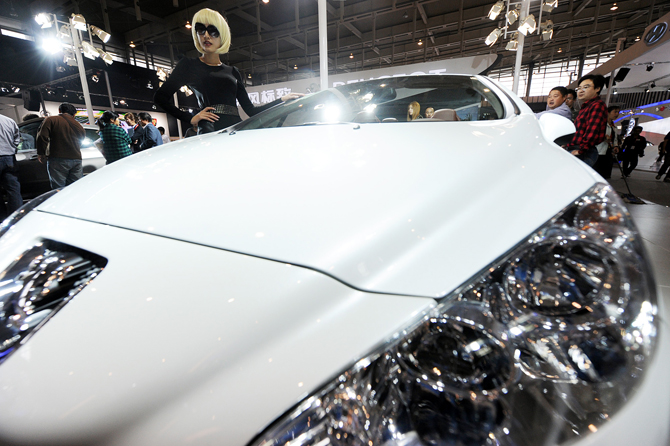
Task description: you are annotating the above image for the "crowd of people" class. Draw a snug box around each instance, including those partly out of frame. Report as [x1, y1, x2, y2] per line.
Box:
[533, 73, 670, 182]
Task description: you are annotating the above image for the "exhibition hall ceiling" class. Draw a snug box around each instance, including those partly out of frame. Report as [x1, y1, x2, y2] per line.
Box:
[3, 0, 670, 86]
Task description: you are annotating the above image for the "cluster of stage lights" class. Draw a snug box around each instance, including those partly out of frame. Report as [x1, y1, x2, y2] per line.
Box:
[36, 13, 114, 66]
[485, 0, 557, 49]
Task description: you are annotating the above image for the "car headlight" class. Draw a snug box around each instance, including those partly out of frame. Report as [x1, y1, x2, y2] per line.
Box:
[251, 184, 656, 446]
[0, 190, 58, 240]
[0, 241, 107, 364]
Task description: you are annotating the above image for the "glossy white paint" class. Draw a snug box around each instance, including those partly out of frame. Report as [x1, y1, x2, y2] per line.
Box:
[39, 114, 598, 299]
[0, 212, 436, 445]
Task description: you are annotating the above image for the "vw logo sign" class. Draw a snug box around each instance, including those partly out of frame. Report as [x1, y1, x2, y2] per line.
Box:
[645, 22, 667, 45]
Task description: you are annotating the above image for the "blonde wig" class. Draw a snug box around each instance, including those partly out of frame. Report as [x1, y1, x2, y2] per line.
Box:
[192, 8, 231, 55]
[407, 101, 421, 121]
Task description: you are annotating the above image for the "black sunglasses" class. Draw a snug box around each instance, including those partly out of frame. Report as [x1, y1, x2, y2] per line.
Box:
[195, 23, 220, 38]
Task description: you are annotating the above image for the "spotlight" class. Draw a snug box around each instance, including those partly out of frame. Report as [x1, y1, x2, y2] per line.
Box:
[635, 36, 641, 41]
[349, 53, 354, 59]
[644, 87, 650, 93]
[185, 21, 192, 29]
[34, 13, 52, 28]
[417, 39, 423, 45]
[651, 82, 656, 88]
[42, 37, 63, 54]
[247, 73, 252, 78]
[541, 0, 558, 13]
[129, 41, 136, 48]
[56, 65, 66, 72]
[152, 105, 157, 110]
[119, 99, 126, 105]
[146, 81, 153, 89]
[70, 14, 87, 31]
[613, 88, 618, 95]
[518, 14, 537, 35]
[488, 1, 505, 20]
[541, 20, 553, 41]
[506, 8, 519, 25]
[485, 28, 503, 46]
[78, 94, 84, 100]
[610, 2, 618, 10]
[402, 12, 409, 19]
[557, 47, 563, 53]
[63, 50, 77, 66]
[506, 36, 519, 51]
[91, 74, 99, 83]
[89, 25, 111, 43]
[113, 100, 119, 106]
[96, 49, 114, 65]
[12, 86, 20, 93]
[262, 0, 269, 3]
[646, 63, 654, 71]
[0, 87, 8, 93]
[81, 41, 99, 60]
[294, 64, 298, 69]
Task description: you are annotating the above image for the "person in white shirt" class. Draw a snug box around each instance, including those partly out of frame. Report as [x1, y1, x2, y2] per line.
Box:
[158, 126, 170, 145]
[593, 106, 621, 179]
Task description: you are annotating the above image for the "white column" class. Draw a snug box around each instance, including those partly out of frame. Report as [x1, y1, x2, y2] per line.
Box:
[318, 0, 328, 91]
[512, 0, 530, 95]
[70, 26, 96, 124]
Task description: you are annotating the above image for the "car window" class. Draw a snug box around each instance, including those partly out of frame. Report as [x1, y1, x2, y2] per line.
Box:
[82, 128, 100, 148]
[17, 122, 42, 153]
[233, 75, 506, 132]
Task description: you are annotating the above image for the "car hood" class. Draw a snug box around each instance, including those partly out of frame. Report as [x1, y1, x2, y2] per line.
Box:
[38, 115, 597, 298]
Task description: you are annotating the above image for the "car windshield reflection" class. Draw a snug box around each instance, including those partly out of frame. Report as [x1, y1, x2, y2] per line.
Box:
[232, 75, 505, 132]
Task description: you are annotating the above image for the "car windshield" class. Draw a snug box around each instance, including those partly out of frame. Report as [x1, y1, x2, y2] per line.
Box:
[233, 75, 505, 131]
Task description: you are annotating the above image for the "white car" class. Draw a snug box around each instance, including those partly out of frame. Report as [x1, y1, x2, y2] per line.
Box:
[0, 75, 667, 446]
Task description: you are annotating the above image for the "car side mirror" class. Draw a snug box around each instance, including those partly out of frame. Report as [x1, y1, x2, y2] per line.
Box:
[538, 113, 576, 145]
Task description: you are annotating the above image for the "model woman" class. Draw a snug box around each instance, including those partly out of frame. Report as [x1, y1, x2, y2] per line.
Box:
[97, 111, 132, 164]
[407, 102, 421, 121]
[154, 8, 302, 134]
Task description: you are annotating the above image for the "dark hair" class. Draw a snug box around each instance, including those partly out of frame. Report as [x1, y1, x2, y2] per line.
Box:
[22, 113, 40, 122]
[157, 126, 165, 134]
[97, 111, 119, 130]
[138, 112, 152, 122]
[577, 74, 606, 95]
[633, 125, 643, 132]
[566, 89, 577, 98]
[607, 105, 621, 113]
[549, 86, 568, 97]
[58, 103, 77, 116]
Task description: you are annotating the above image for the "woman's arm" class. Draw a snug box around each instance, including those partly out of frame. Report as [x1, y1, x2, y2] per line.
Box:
[154, 59, 196, 126]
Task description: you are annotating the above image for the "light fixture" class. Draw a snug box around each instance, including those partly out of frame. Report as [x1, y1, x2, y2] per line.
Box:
[157, 68, 167, 81]
[506, 35, 519, 51]
[113, 100, 119, 106]
[56, 65, 66, 72]
[63, 50, 77, 66]
[402, 12, 409, 19]
[613, 88, 618, 95]
[69, 14, 87, 31]
[185, 21, 192, 29]
[635, 36, 641, 41]
[518, 14, 537, 35]
[42, 37, 63, 54]
[646, 63, 654, 71]
[557, 47, 563, 53]
[541, 20, 553, 41]
[34, 13, 52, 28]
[146, 81, 153, 89]
[91, 74, 99, 83]
[12, 86, 20, 93]
[262, 0, 269, 3]
[418, 39, 423, 45]
[81, 41, 99, 60]
[152, 105, 157, 110]
[506, 8, 519, 25]
[247, 73, 252, 78]
[96, 48, 114, 65]
[485, 28, 503, 46]
[542, 0, 558, 13]
[488, 1, 505, 20]
[89, 25, 111, 43]
[119, 99, 126, 105]
[294, 64, 298, 69]
[610, 2, 618, 10]
[644, 86, 650, 93]
[349, 53, 354, 59]
[651, 82, 656, 88]
[129, 41, 136, 48]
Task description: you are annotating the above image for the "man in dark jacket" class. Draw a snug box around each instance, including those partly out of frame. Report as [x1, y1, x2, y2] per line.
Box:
[36, 103, 85, 189]
[620, 126, 647, 178]
[136, 112, 163, 152]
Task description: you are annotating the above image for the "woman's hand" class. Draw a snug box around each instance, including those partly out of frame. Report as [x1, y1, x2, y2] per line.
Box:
[281, 93, 304, 101]
[190, 107, 218, 126]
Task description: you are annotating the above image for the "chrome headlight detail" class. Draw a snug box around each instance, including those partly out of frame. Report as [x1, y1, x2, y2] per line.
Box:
[251, 184, 656, 446]
[0, 190, 58, 240]
[0, 240, 107, 363]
